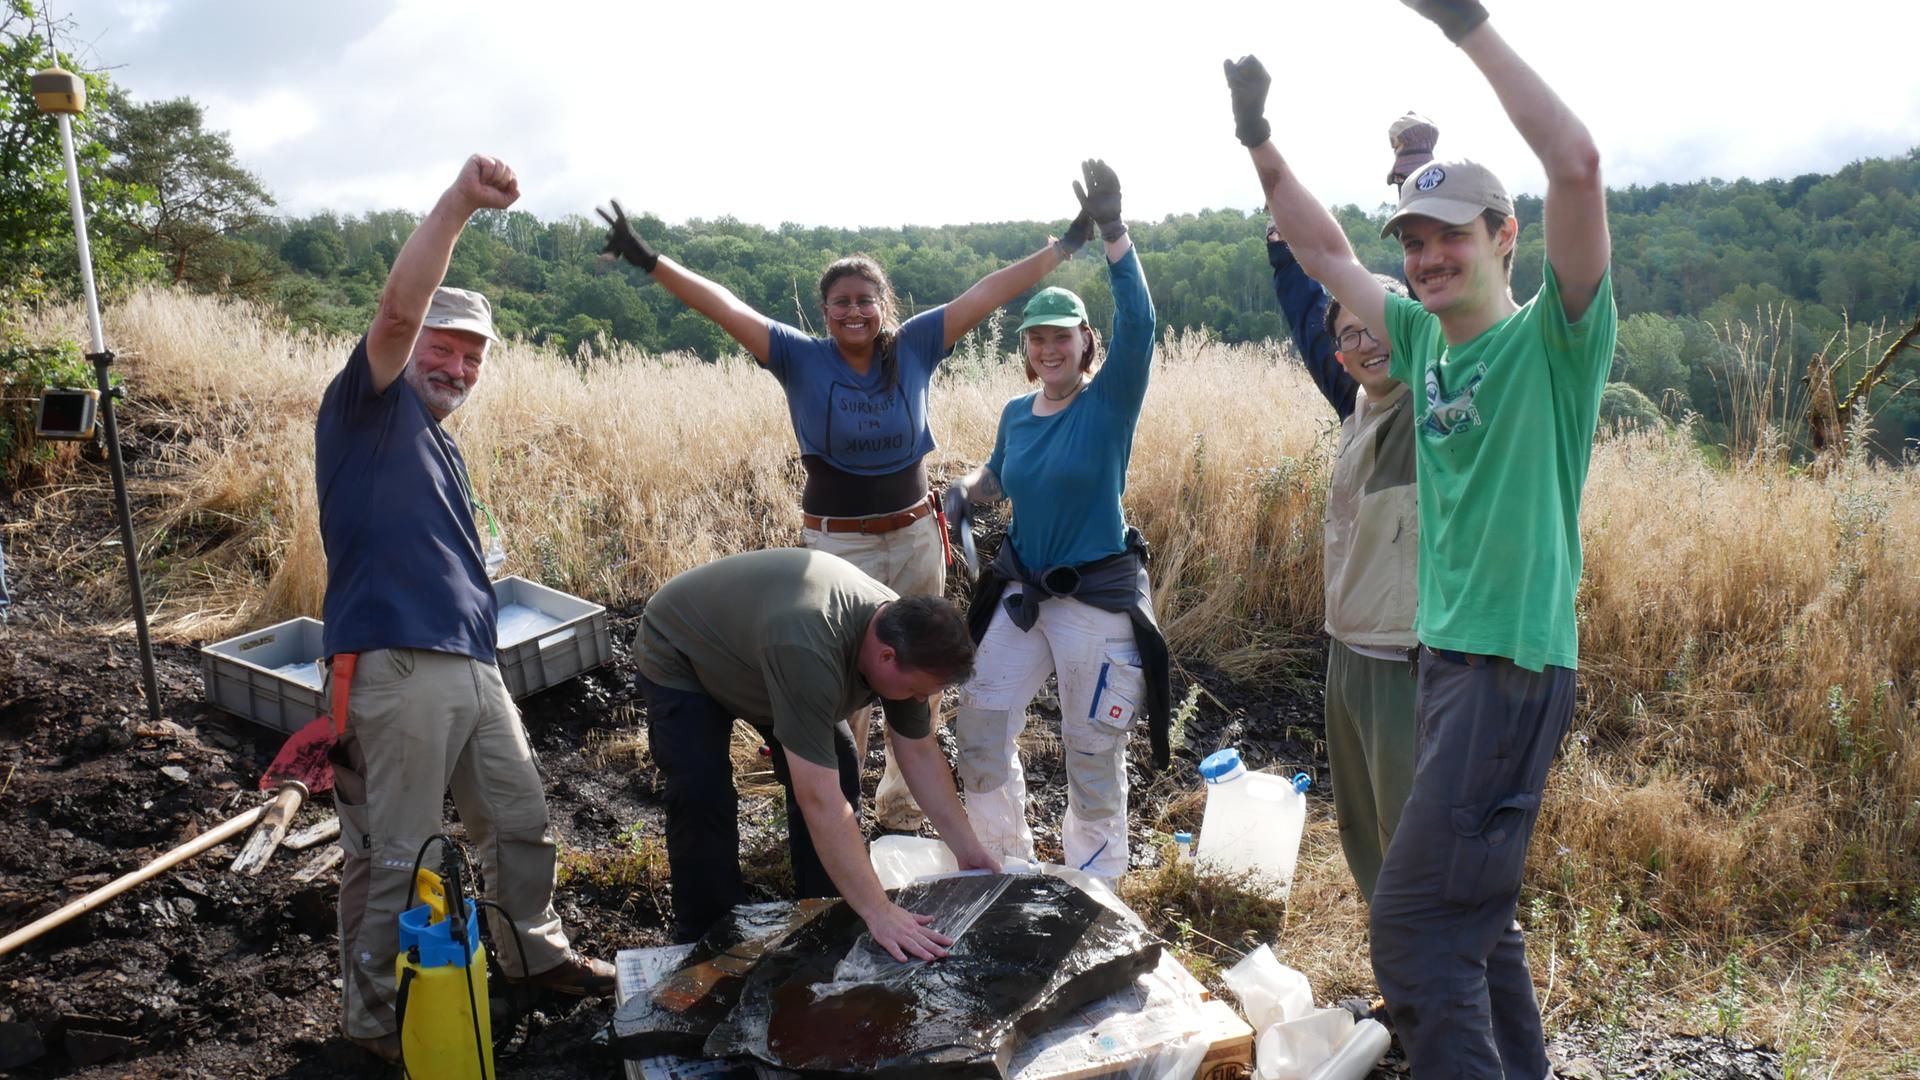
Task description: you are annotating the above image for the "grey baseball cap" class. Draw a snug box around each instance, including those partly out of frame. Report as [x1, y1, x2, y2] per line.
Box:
[423, 286, 499, 343]
[1381, 158, 1513, 238]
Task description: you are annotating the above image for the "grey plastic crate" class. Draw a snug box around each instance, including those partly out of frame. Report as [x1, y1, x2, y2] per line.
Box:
[200, 616, 327, 734]
[493, 576, 611, 699]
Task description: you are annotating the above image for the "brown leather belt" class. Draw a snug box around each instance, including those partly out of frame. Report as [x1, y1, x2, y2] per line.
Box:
[804, 496, 935, 535]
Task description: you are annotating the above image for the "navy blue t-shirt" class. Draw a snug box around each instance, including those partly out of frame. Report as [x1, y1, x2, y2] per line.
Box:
[765, 307, 949, 475]
[315, 337, 496, 663]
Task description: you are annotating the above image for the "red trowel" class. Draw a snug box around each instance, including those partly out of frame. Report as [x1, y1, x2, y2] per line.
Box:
[228, 655, 354, 875]
[228, 715, 338, 875]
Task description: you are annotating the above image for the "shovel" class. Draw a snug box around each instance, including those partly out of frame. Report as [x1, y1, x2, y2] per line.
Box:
[0, 794, 273, 957]
[228, 715, 338, 875]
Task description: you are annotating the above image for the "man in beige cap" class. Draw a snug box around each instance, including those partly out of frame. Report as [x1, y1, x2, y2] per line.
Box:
[1226, 0, 1616, 1076]
[315, 154, 613, 1064]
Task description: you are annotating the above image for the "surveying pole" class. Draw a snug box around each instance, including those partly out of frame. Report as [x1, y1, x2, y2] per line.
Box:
[33, 64, 164, 727]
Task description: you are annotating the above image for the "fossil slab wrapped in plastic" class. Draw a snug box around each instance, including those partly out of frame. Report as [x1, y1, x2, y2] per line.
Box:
[703, 873, 1162, 1079]
[609, 899, 832, 1057]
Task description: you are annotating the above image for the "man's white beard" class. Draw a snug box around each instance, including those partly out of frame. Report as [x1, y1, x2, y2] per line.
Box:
[405, 360, 469, 414]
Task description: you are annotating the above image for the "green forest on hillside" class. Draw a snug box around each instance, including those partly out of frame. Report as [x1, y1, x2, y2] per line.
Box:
[5, 1, 1919, 453]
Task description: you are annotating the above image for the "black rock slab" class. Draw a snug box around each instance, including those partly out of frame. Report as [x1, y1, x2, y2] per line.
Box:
[704, 873, 1162, 1079]
[609, 899, 832, 1057]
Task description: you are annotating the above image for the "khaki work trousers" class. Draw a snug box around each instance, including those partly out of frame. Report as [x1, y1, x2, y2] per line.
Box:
[803, 507, 947, 825]
[327, 647, 571, 1039]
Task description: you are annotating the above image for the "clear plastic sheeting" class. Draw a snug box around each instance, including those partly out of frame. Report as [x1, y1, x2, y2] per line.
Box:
[497, 601, 572, 646]
[866, 835, 1135, 923]
[823, 875, 1013, 988]
[1254, 1009, 1353, 1080]
[1008, 951, 1221, 1079]
[1224, 944, 1390, 1080]
[611, 901, 831, 1058]
[703, 874, 1162, 1078]
[269, 660, 325, 690]
[1302, 1019, 1389, 1080]
[1223, 944, 1313, 1032]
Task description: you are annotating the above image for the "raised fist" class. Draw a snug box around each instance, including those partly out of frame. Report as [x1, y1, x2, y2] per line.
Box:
[1223, 56, 1273, 149]
[456, 155, 520, 211]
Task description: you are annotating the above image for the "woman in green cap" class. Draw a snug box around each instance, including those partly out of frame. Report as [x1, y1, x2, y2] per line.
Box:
[945, 159, 1168, 883]
[598, 179, 1095, 832]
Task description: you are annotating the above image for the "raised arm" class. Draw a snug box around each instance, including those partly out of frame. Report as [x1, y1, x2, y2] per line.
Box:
[366, 155, 518, 390]
[1226, 58, 1390, 347]
[1268, 224, 1356, 420]
[1071, 159, 1155, 414]
[940, 209, 1093, 351]
[1407, 3, 1609, 320]
[1460, 24, 1608, 319]
[600, 200, 772, 363]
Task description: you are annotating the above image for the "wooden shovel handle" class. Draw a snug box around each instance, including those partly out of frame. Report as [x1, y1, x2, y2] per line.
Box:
[230, 782, 310, 876]
[0, 799, 268, 958]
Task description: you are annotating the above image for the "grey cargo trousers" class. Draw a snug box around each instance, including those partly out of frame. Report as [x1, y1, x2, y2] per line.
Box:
[1370, 646, 1575, 1080]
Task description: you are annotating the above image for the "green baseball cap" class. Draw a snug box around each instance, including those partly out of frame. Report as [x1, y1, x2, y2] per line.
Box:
[1017, 287, 1089, 333]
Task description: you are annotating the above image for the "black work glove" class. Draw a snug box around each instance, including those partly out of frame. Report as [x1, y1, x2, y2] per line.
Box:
[1386, 112, 1440, 186]
[1073, 159, 1126, 242]
[1401, 0, 1489, 44]
[1222, 56, 1272, 149]
[1055, 208, 1095, 257]
[596, 199, 659, 273]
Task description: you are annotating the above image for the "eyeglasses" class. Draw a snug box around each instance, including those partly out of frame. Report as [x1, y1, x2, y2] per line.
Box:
[1336, 326, 1380, 352]
[826, 297, 881, 315]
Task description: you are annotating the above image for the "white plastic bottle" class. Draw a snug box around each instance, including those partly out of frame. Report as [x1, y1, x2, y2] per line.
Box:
[1194, 748, 1311, 897]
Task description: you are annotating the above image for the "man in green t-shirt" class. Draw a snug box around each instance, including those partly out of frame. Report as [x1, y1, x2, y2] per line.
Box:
[633, 548, 997, 961]
[1225, 1, 1615, 1075]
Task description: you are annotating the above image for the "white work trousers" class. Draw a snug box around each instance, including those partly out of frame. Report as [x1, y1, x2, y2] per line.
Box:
[955, 587, 1143, 880]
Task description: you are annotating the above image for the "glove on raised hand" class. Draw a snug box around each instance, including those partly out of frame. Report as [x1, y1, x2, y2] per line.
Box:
[1386, 112, 1440, 186]
[1401, 0, 1489, 44]
[1055, 208, 1095, 257]
[1222, 56, 1273, 148]
[1073, 159, 1127, 242]
[596, 199, 659, 273]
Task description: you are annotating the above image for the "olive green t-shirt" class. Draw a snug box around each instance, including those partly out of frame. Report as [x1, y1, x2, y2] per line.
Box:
[633, 548, 931, 768]
[1385, 260, 1616, 672]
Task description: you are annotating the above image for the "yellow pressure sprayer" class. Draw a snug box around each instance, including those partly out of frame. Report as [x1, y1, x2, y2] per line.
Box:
[395, 845, 494, 1079]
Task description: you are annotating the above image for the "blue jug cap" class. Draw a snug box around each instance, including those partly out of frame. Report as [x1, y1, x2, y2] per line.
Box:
[398, 904, 481, 968]
[1198, 748, 1244, 781]
[1173, 831, 1193, 844]
[1293, 773, 1312, 794]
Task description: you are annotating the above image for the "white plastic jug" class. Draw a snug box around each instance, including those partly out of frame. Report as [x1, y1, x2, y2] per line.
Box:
[1195, 748, 1311, 897]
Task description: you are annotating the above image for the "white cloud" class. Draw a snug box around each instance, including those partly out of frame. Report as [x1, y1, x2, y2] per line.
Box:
[56, 0, 1920, 224]
[112, 0, 169, 35]
[199, 89, 319, 157]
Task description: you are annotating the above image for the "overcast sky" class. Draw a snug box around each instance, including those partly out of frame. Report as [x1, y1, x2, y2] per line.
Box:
[54, 0, 1920, 228]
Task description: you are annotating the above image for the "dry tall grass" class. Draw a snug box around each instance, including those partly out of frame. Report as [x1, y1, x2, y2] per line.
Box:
[18, 287, 1920, 1072]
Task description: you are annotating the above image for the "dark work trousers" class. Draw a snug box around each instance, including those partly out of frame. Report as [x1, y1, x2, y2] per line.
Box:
[1369, 646, 1575, 1080]
[638, 673, 860, 942]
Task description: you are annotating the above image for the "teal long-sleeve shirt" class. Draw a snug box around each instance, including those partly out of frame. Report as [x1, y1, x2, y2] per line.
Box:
[987, 246, 1156, 571]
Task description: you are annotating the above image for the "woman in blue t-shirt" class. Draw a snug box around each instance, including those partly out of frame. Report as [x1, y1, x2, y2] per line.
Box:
[943, 160, 1167, 882]
[599, 186, 1094, 829]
